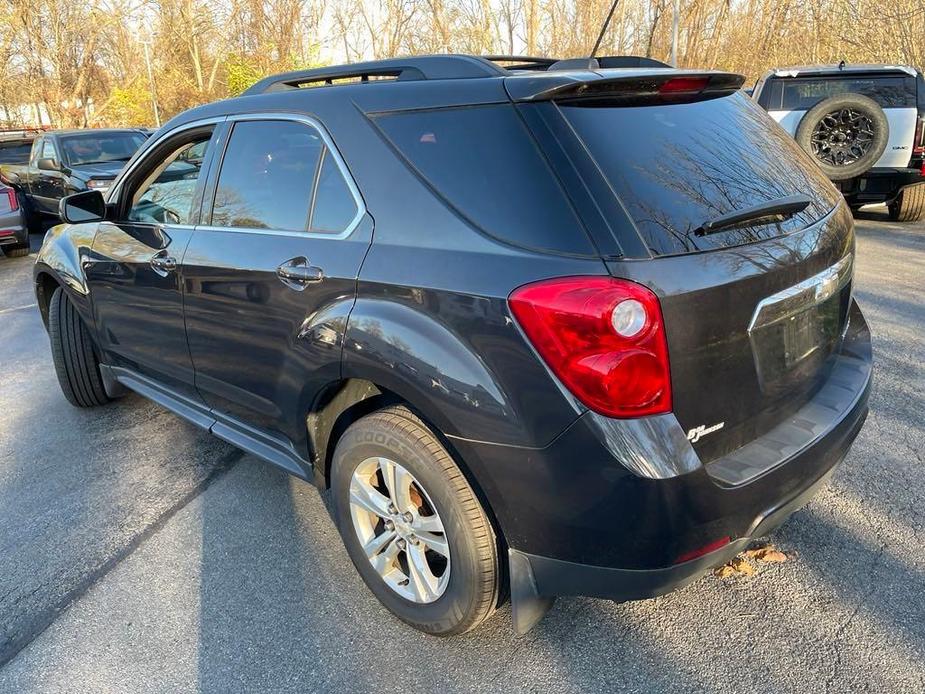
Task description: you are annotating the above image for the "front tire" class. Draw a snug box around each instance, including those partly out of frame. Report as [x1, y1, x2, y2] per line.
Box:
[48, 287, 111, 408]
[331, 406, 500, 635]
[888, 185, 925, 222]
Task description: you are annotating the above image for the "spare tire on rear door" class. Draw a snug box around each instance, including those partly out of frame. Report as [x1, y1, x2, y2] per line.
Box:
[794, 93, 889, 181]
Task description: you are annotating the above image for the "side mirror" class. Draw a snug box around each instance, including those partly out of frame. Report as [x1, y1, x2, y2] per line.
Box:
[59, 190, 106, 223]
[37, 158, 59, 172]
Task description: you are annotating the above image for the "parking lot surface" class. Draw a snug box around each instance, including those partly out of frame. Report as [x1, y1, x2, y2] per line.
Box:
[0, 213, 923, 693]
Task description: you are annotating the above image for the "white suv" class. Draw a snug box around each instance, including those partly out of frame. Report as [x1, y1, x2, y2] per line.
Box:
[752, 63, 925, 221]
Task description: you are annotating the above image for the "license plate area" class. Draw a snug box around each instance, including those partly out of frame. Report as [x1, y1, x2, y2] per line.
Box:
[748, 255, 853, 396]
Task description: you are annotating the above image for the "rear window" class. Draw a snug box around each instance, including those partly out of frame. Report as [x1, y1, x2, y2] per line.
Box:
[559, 92, 841, 256]
[0, 141, 32, 165]
[373, 105, 593, 255]
[768, 75, 917, 110]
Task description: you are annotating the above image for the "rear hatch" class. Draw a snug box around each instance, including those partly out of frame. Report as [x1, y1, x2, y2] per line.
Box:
[511, 71, 853, 463]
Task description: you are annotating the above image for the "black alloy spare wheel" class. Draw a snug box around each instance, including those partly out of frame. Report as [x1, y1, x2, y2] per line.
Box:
[794, 93, 889, 181]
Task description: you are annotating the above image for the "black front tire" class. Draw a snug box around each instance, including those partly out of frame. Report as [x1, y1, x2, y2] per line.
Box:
[48, 287, 111, 408]
[331, 406, 500, 636]
[888, 185, 925, 222]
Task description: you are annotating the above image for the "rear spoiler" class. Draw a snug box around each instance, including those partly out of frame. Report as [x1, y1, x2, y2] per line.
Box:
[504, 70, 745, 103]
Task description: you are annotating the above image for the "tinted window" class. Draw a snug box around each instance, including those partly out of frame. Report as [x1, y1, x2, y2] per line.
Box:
[211, 120, 323, 231]
[60, 132, 145, 166]
[779, 76, 916, 110]
[0, 141, 32, 164]
[374, 105, 592, 255]
[560, 92, 841, 256]
[128, 135, 212, 225]
[310, 150, 358, 232]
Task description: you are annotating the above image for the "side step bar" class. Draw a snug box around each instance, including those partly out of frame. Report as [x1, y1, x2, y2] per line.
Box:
[101, 365, 313, 480]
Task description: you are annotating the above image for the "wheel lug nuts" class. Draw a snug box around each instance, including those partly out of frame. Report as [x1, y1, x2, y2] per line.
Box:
[384, 520, 394, 531]
[388, 504, 396, 514]
[402, 512, 414, 523]
[397, 538, 407, 550]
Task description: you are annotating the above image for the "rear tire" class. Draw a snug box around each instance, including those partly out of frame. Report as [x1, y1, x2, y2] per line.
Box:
[48, 287, 111, 408]
[331, 406, 500, 635]
[888, 185, 925, 222]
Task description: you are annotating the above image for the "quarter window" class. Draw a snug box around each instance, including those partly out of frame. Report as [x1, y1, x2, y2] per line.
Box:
[210, 119, 358, 234]
[127, 133, 212, 225]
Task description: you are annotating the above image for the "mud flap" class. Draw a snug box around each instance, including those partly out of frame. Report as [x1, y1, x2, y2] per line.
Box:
[509, 549, 556, 634]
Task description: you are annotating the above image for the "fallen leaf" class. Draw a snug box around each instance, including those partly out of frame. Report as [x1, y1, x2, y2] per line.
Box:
[714, 555, 755, 578]
[752, 548, 788, 563]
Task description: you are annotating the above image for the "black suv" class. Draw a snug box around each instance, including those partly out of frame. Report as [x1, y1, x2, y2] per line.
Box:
[34, 55, 872, 636]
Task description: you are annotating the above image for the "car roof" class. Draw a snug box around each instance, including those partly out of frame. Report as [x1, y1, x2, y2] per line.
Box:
[48, 128, 147, 137]
[765, 64, 919, 78]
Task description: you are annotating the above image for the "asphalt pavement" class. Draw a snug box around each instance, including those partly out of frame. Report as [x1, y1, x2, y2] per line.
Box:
[0, 213, 923, 693]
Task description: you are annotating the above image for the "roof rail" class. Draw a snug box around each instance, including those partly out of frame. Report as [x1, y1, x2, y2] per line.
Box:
[481, 55, 557, 71]
[242, 55, 505, 95]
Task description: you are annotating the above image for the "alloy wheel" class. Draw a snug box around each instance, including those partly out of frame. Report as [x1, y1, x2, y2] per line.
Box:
[810, 108, 875, 167]
[349, 456, 450, 603]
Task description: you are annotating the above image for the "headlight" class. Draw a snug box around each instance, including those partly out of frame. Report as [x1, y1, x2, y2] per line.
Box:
[86, 179, 111, 191]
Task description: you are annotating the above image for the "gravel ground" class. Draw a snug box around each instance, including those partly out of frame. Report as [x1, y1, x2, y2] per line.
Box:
[0, 211, 922, 693]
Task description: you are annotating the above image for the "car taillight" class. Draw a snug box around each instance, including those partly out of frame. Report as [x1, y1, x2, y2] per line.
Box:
[509, 276, 672, 418]
[3, 188, 18, 212]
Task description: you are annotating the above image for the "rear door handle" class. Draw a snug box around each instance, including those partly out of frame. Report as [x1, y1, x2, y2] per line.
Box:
[150, 251, 177, 276]
[277, 257, 324, 290]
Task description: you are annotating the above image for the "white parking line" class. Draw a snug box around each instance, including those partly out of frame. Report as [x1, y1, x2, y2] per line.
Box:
[0, 303, 37, 315]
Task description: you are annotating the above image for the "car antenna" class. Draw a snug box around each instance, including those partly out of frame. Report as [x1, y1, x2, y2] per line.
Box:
[588, 0, 622, 68]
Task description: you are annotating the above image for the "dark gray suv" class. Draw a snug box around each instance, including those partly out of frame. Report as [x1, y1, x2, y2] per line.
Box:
[34, 55, 872, 635]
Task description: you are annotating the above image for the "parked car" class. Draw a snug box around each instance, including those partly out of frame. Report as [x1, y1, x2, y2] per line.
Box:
[0, 128, 41, 167]
[33, 55, 872, 635]
[0, 128, 147, 230]
[752, 63, 925, 221]
[0, 182, 28, 257]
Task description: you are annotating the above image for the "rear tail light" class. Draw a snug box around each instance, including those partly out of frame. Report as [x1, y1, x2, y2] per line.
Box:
[913, 116, 924, 156]
[509, 276, 672, 418]
[2, 188, 18, 212]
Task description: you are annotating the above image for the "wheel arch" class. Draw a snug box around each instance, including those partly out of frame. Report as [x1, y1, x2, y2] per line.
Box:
[307, 377, 509, 560]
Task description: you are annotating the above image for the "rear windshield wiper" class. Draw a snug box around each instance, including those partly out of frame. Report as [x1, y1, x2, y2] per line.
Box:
[694, 194, 812, 236]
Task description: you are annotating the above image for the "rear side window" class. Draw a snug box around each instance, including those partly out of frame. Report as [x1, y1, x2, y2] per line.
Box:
[0, 141, 32, 164]
[373, 105, 593, 255]
[559, 92, 841, 256]
[772, 75, 916, 110]
[210, 119, 358, 234]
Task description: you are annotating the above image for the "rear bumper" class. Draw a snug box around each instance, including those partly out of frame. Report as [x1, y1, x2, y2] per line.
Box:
[452, 301, 871, 614]
[838, 167, 925, 205]
[0, 210, 27, 246]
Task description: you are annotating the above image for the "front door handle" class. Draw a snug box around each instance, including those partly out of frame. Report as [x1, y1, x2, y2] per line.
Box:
[277, 257, 324, 290]
[150, 251, 178, 276]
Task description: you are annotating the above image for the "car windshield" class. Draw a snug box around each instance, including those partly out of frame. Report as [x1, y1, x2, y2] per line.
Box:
[59, 132, 145, 166]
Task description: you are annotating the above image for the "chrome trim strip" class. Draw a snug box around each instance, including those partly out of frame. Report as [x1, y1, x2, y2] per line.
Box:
[747, 253, 853, 334]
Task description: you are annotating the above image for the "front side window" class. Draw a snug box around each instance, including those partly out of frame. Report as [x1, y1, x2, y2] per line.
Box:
[127, 134, 212, 225]
[210, 119, 358, 233]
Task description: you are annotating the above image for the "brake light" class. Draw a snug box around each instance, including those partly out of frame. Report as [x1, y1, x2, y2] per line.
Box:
[913, 117, 924, 156]
[509, 276, 672, 418]
[659, 77, 710, 95]
[3, 188, 18, 212]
